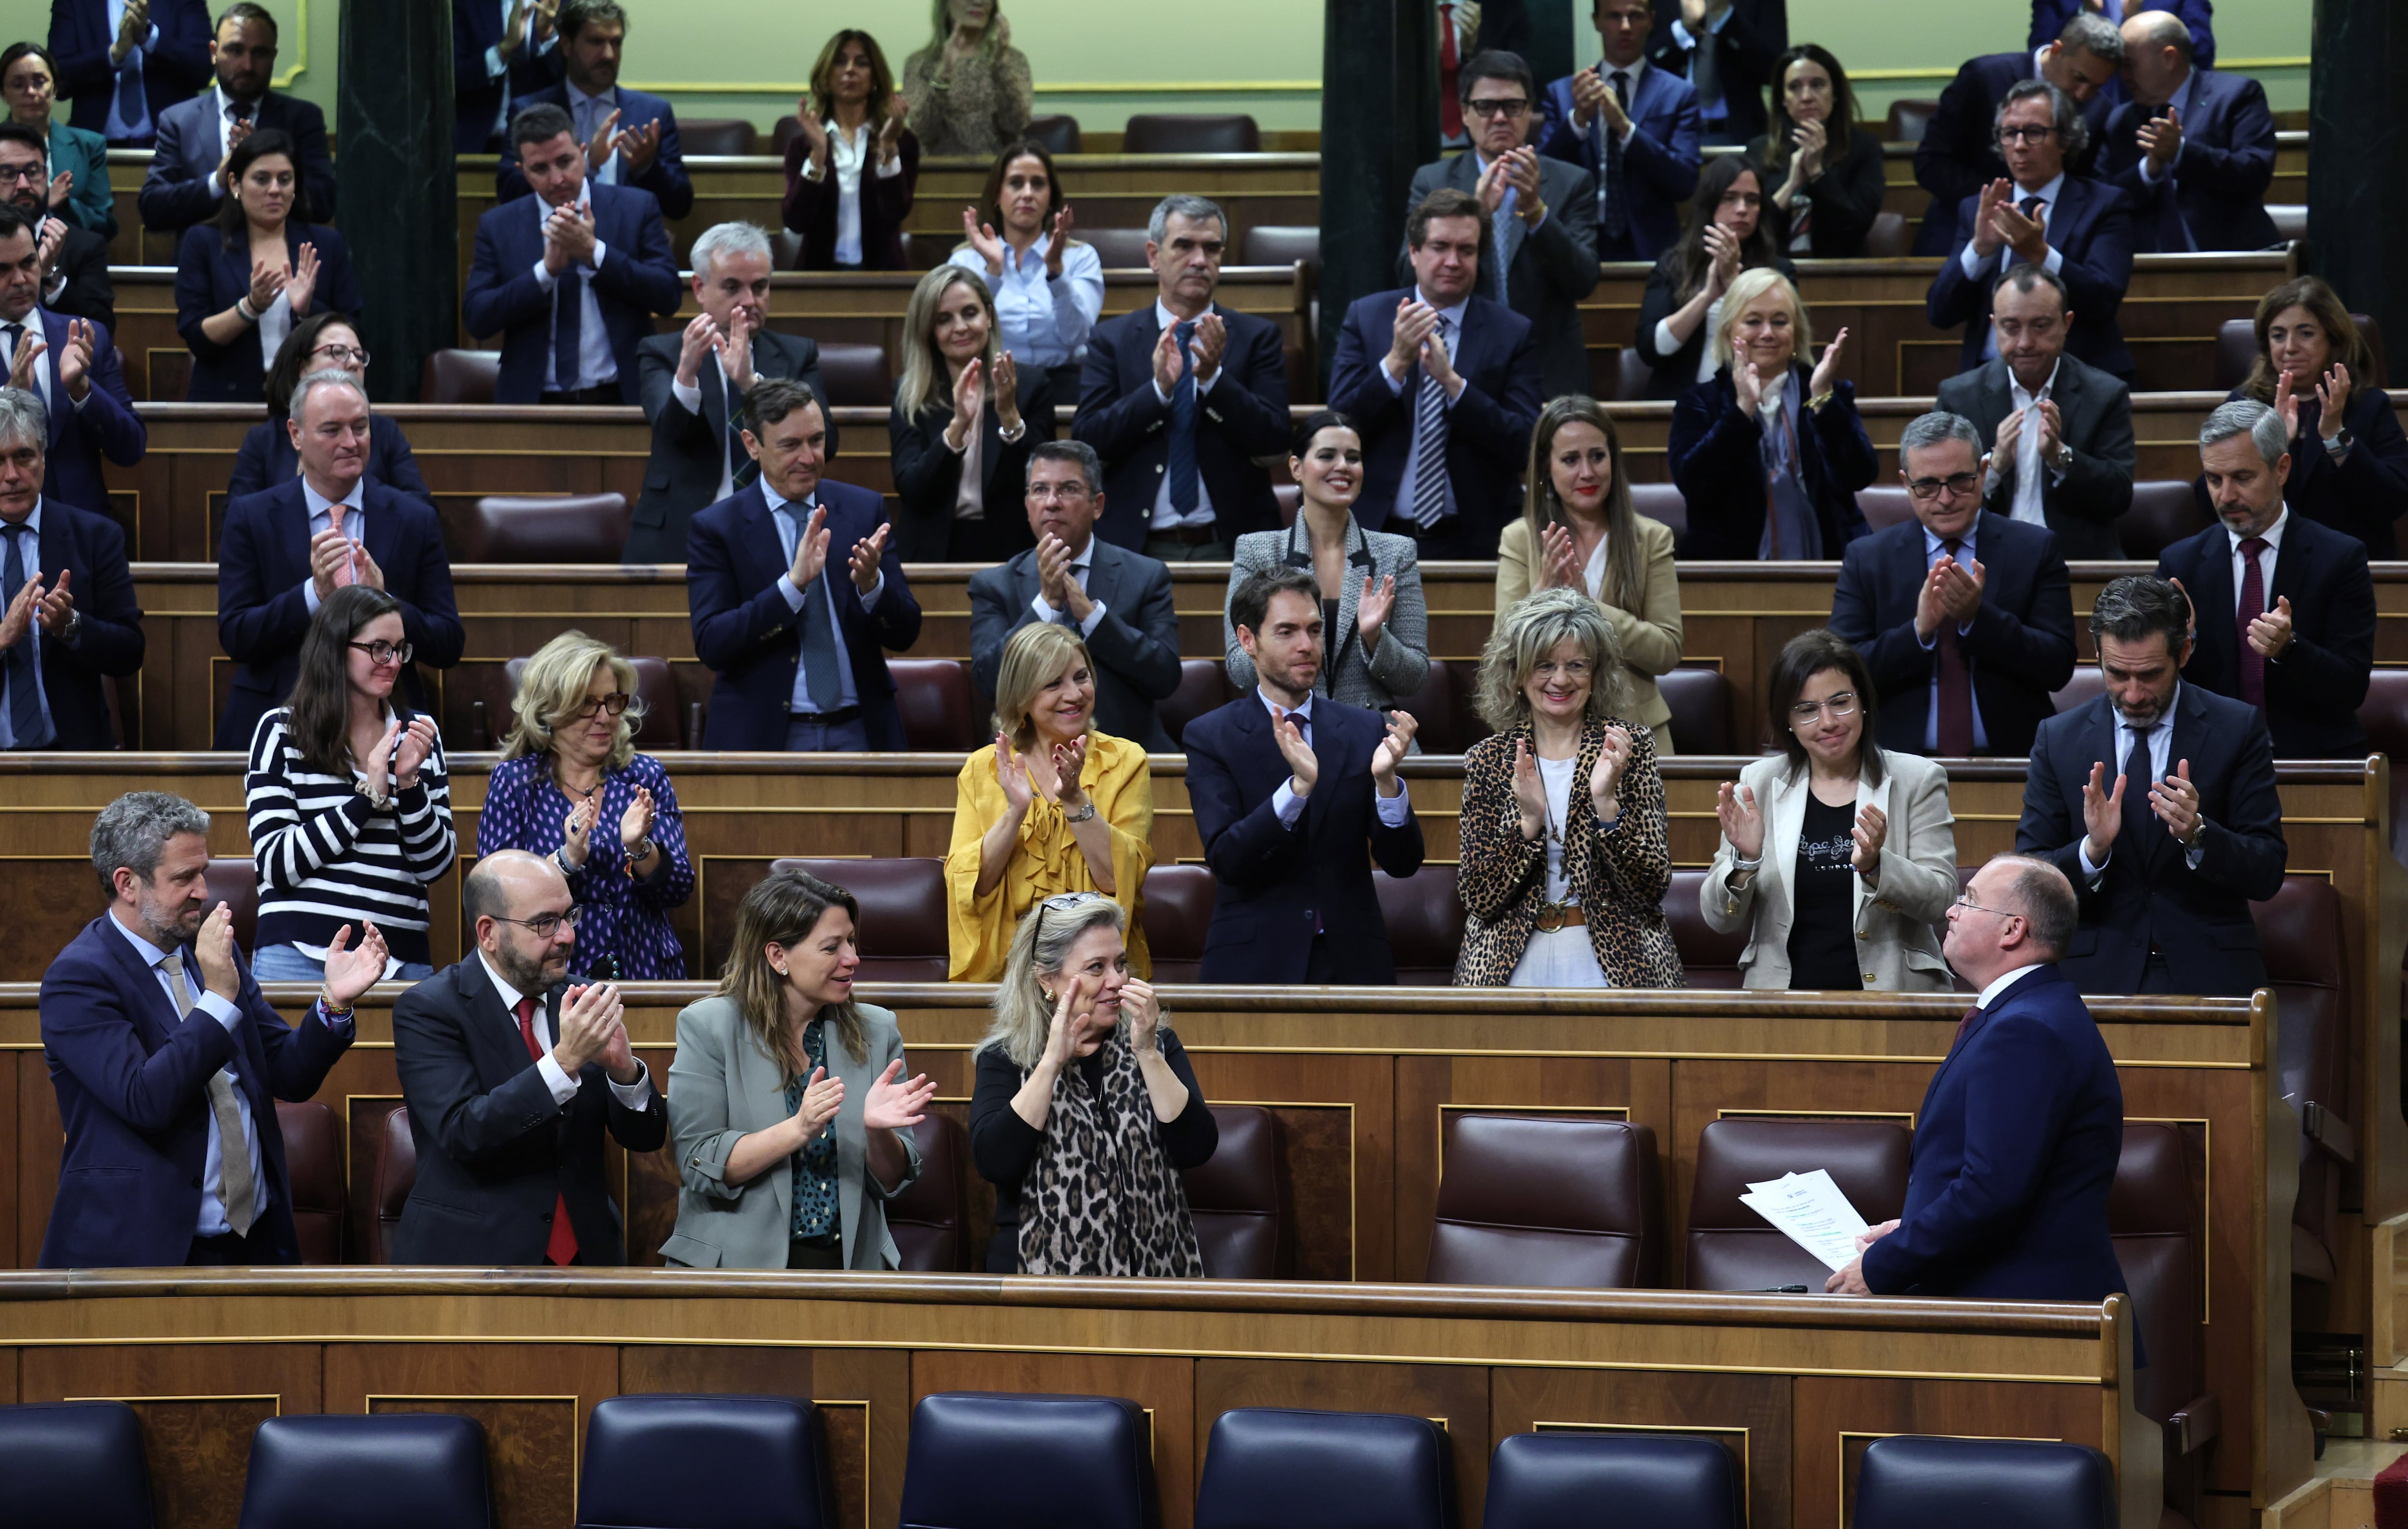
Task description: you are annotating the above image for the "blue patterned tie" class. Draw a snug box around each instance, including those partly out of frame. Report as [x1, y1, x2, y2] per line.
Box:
[1166, 319, 1199, 516]
[1408, 318, 1451, 528]
[2, 524, 52, 748]
[781, 506, 843, 712]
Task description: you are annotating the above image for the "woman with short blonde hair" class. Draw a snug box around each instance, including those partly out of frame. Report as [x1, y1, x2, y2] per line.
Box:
[890, 262, 1054, 562]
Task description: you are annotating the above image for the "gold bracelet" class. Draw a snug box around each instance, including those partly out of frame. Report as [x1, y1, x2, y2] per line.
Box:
[1808, 389, 1835, 413]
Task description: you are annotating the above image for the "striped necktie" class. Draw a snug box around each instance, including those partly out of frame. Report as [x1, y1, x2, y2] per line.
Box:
[1408, 317, 1451, 528]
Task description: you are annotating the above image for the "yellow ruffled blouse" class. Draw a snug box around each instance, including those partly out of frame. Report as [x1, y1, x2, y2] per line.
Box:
[943, 730, 1154, 982]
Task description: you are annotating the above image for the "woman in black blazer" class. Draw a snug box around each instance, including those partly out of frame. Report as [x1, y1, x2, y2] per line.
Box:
[1670, 268, 1876, 560]
[889, 263, 1055, 562]
[781, 29, 921, 271]
[1748, 46, 1888, 259]
[227, 312, 431, 505]
[174, 128, 359, 405]
[1631, 153, 1795, 399]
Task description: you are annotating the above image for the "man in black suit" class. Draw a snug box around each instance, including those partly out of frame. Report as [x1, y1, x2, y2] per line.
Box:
[624, 222, 823, 565]
[2156, 400, 2373, 759]
[1184, 569, 1423, 985]
[48, 0, 214, 149]
[2015, 574, 2287, 995]
[1936, 266, 2135, 560]
[1646, 0, 1786, 145]
[0, 126, 114, 333]
[1073, 195, 1290, 560]
[494, 0, 693, 221]
[1831, 411, 2076, 759]
[1404, 51, 1599, 398]
[0, 387, 143, 748]
[392, 849, 666, 1266]
[136, 3, 334, 233]
[0, 206, 144, 525]
[453, 0, 562, 156]
[1328, 186, 1544, 560]
[1437, 0, 1531, 148]
[969, 439, 1181, 751]
[2101, 13, 2278, 253]
[1911, 13, 2121, 255]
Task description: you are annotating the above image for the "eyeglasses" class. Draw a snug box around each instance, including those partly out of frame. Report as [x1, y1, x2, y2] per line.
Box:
[347, 639, 414, 667]
[1952, 892, 2023, 923]
[1906, 472, 1984, 502]
[1466, 97, 1531, 119]
[1531, 659, 1595, 681]
[312, 343, 370, 367]
[1998, 125, 2059, 145]
[1026, 483, 1092, 504]
[0, 164, 46, 185]
[492, 904, 585, 939]
[1788, 691, 1859, 724]
[1034, 890, 1105, 944]
[567, 692, 631, 720]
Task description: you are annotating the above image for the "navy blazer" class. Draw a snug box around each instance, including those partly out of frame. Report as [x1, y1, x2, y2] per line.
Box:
[1861, 964, 2128, 1303]
[1926, 175, 2134, 379]
[13, 495, 144, 749]
[38, 913, 352, 1268]
[173, 221, 360, 404]
[1401, 148, 1601, 396]
[44, 217, 118, 333]
[2195, 388, 2406, 561]
[1183, 694, 1424, 985]
[27, 307, 146, 519]
[462, 181, 682, 405]
[888, 369, 1057, 563]
[451, 0, 563, 155]
[496, 82, 694, 220]
[2103, 70, 2277, 253]
[391, 955, 667, 1266]
[1828, 511, 2077, 758]
[1646, 0, 1786, 142]
[1669, 366, 1876, 559]
[1073, 301, 1290, 551]
[1536, 63, 1703, 261]
[685, 478, 922, 750]
[1912, 51, 2110, 255]
[228, 412, 431, 508]
[1632, 248, 1796, 399]
[2155, 515, 2374, 759]
[625, 328, 825, 566]
[139, 89, 336, 232]
[2028, 0, 2215, 70]
[2016, 684, 2288, 995]
[1325, 288, 1544, 555]
[213, 476, 465, 749]
[968, 539, 1182, 752]
[48, 0, 214, 140]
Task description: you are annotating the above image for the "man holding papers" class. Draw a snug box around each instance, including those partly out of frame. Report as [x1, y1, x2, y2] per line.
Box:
[1827, 853, 2128, 1304]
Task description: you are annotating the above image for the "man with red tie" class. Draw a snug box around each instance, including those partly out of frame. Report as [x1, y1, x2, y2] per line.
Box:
[1434, 0, 1531, 147]
[390, 849, 666, 1266]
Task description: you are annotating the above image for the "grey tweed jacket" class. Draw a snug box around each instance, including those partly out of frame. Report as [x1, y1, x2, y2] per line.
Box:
[1221, 515, 1431, 715]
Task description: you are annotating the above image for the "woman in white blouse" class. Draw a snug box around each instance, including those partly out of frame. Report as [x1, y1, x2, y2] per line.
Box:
[782, 30, 920, 271]
[950, 139, 1103, 403]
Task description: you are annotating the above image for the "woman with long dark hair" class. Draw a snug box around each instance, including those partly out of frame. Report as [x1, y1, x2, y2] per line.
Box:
[0, 42, 113, 237]
[1748, 46, 1887, 258]
[782, 30, 919, 271]
[888, 262, 1054, 562]
[950, 137, 1100, 402]
[174, 127, 359, 403]
[225, 311, 428, 504]
[1630, 153, 1792, 398]
[2222, 274, 2408, 558]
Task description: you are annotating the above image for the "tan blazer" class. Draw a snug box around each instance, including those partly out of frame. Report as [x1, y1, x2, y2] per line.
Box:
[1495, 514, 1683, 741]
[1700, 750, 1959, 991]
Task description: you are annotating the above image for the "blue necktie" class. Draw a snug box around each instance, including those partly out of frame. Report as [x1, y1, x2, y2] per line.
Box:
[781, 506, 843, 713]
[1408, 318, 1451, 528]
[553, 260, 585, 393]
[2, 524, 52, 749]
[1166, 319, 1199, 516]
[114, 35, 144, 133]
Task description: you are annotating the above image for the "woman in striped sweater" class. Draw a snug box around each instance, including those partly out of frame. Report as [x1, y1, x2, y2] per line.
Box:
[245, 586, 458, 983]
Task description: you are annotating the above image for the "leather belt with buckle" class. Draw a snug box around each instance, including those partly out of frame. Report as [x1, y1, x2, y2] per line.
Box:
[1534, 901, 1588, 933]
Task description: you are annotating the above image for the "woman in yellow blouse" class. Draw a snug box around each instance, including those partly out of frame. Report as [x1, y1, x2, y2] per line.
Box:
[945, 622, 1153, 980]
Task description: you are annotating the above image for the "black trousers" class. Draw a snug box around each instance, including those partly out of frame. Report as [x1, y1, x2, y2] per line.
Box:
[787, 1239, 844, 1270]
[187, 1226, 272, 1265]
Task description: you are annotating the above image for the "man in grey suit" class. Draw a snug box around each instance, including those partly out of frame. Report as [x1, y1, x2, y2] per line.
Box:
[1936, 266, 2134, 561]
[623, 222, 825, 565]
[1403, 51, 1599, 399]
[969, 440, 1183, 751]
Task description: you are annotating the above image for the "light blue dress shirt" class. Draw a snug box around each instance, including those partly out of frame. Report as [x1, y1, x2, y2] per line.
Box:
[101, 0, 160, 141]
[529, 182, 616, 392]
[1380, 287, 1471, 525]
[764, 479, 885, 716]
[1959, 172, 2068, 360]
[953, 235, 1105, 371]
[1259, 690, 1415, 830]
[2076, 679, 2206, 879]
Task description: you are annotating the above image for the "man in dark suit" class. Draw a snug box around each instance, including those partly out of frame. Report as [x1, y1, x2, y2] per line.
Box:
[453, 0, 562, 156]
[495, 0, 691, 221]
[1, 207, 145, 519]
[136, 3, 333, 233]
[2015, 574, 2288, 995]
[0, 126, 115, 333]
[1646, 0, 1785, 145]
[2030, 0, 2214, 70]
[47, 0, 214, 148]
[0, 388, 144, 748]
[462, 101, 682, 406]
[1538, 0, 1701, 263]
[1829, 854, 2126, 1305]
[2101, 14, 2277, 253]
[2156, 399, 2374, 760]
[392, 849, 665, 1266]
[1437, 0, 1531, 148]
[1935, 266, 2135, 560]
[624, 221, 822, 565]
[1911, 14, 2121, 255]
[1186, 569, 1423, 985]
[1406, 51, 1599, 399]
[687, 377, 921, 751]
[1830, 411, 2076, 758]
[1926, 80, 2135, 380]
[39, 791, 367, 1266]
[969, 440, 1181, 752]
[1329, 186, 1544, 561]
[213, 372, 463, 749]
[1073, 195, 1290, 560]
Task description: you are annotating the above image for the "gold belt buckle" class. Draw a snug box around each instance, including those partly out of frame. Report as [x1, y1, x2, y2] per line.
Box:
[1535, 901, 1568, 934]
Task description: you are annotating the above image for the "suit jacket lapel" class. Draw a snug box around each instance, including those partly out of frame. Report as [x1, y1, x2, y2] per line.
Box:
[2269, 523, 2308, 607]
[2192, 531, 2238, 676]
[1085, 541, 1122, 614]
[1329, 520, 1374, 686]
[1765, 769, 1806, 927]
[39, 310, 65, 445]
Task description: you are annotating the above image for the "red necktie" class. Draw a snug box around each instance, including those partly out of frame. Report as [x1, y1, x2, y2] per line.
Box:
[1949, 1005, 1981, 1055]
[516, 996, 581, 1268]
[2236, 535, 2270, 709]
[1934, 538, 1975, 755]
[1438, 4, 1463, 140]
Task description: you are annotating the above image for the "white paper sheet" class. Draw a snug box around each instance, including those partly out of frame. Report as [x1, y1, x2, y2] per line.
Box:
[1738, 1169, 1872, 1273]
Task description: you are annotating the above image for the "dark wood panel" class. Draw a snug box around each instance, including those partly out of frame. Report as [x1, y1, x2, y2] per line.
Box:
[1193, 1358, 1492, 1529]
[1492, 1366, 1795, 1529]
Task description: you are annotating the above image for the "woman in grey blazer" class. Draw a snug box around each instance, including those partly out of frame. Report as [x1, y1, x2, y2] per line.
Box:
[1223, 410, 1430, 717]
[663, 869, 937, 1270]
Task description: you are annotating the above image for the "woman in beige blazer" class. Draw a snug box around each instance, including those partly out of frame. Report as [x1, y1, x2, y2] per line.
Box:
[1496, 396, 1684, 751]
[663, 869, 938, 1270]
[1701, 630, 1958, 991]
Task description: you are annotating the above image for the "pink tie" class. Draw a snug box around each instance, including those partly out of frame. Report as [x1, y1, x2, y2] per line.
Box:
[327, 504, 355, 587]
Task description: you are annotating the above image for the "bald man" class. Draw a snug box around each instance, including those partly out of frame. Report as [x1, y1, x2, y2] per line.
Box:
[2100, 12, 2276, 252]
[390, 849, 666, 1265]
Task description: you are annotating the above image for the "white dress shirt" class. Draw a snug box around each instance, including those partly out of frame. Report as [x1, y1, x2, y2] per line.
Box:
[1, 317, 53, 417]
[1974, 961, 2050, 1011]
[481, 0, 555, 139]
[2076, 681, 2206, 878]
[1656, 293, 1727, 384]
[298, 475, 366, 616]
[1259, 690, 1414, 830]
[2227, 507, 2286, 611]
[1030, 536, 1108, 637]
[529, 181, 616, 392]
[805, 120, 904, 267]
[2134, 67, 2202, 190]
[478, 951, 654, 1110]
[204, 85, 266, 200]
[1989, 356, 2064, 528]
[1149, 299, 1228, 531]
[1962, 172, 2068, 360]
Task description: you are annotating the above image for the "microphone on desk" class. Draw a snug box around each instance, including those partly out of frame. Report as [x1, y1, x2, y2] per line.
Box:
[1761, 1285, 1811, 1293]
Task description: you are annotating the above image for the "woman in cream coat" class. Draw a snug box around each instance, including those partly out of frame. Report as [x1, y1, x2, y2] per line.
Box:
[1496, 397, 1684, 750]
[1701, 630, 1958, 991]
[664, 869, 938, 1270]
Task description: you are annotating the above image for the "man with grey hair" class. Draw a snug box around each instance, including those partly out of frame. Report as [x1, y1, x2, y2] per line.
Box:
[1831, 408, 2074, 756]
[624, 221, 827, 565]
[2154, 397, 2373, 758]
[39, 790, 374, 1267]
[1912, 13, 2122, 255]
[1074, 194, 1289, 558]
[0, 385, 145, 747]
[2016, 572, 2285, 995]
[214, 366, 463, 748]
[2101, 9, 2276, 252]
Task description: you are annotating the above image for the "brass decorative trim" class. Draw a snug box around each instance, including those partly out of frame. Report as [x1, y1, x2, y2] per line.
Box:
[1716, 1107, 1917, 1128]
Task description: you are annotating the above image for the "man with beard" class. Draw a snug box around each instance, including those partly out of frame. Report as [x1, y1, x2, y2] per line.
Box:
[0, 124, 113, 332]
[0, 202, 143, 519]
[138, 2, 333, 233]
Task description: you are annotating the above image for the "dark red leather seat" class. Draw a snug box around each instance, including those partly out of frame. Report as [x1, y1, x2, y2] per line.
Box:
[2112, 1120, 2218, 1525]
[1392, 658, 1485, 754]
[769, 858, 949, 981]
[2355, 668, 2408, 863]
[1185, 1105, 1288, 1278]
[2118, 480, 2212, 560]
[1657, 666, 1732, 755]
[1885, 100, 1939, 141]
[887, 1111, 968, 1272]
[1121, 113, 1260, 153]
[464, 494, 632, 563]
[207, 857, 260, 955]
[1425, 1113, 1661, 1289]
[1628, 481, 1686, 540]
[888, 659, 979, 751]
[370, 1103, 415, 1265]
[274, 1099, 343, 1264]
[1021, 114, 1083, 154]
[2052, 665, 2105, 714]
[1241, 225, 1319, 269]
[2251, 874, 2353, 1286]
[1862, 211, 1912, 258]
[814, 342, 892, 408]
[1374, 864, 1463, 984]
[1662, 868, 1749, 988]
[1160, 659, 1233, 749]
[1685, 1117, 1911, 1290]
[677, 118, 757, 155]
[1140, 864, 1215, 982]
[1081, 227, 1153, 269]
[1855, 485, 1915, 531]
[419, 349, 500, 404]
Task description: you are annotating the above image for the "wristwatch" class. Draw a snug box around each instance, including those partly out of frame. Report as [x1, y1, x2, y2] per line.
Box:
[1063, 802, 1098, 824]
[2324, 428, 2354, 456]
[2052, 441, 2074, 471]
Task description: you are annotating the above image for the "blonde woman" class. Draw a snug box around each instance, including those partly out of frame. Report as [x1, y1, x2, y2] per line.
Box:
[967, 893, 1213, 1274]
[889, 262, 1056, 562]
[1497, 396, 1684, 751]
[476, 631, 693, 980]
[664, 869, 936, 1270]
[944, 622, 1152, 981]
[901, 0, 1034, 157]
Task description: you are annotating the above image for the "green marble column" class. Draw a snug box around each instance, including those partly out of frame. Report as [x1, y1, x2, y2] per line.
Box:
[2307, 0, 2408, 359]
[1319, 0, 1440, 390]
[337, 0, 456, 404]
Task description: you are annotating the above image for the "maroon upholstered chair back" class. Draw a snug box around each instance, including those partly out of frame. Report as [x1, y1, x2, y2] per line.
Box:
[678, 118, 758, 155]
[1685, 1118, 1911, 1290]
[1392, 658, 1485, 754]
[1241, 225, 1320, 270]
[370, 1103, 416, 1265]
[2110, 1121, 2204, 1422]
[2213, 312, 2384, 392]
[887, 1111, 969, 1271]
[1081, 226, 1154, 269]
[2052, 666, 2106, 714]
[2252, 874, 2351, 1283]
[1374, 865, 1464, 984]
[2356, 669, 2408, 864]
[1657, 667, 1733, 755]
[768, 857, 950, 981]
[1862, 211, 1913, 258]
[465, 494, 633, 563]
[1662, 868, 1749, 987]
[815, 343, 893, 407]
[1885, 100, 1939, 141]
[1140, 865, 1216, 982]
[1185, 1105, 1289, 1278]
[208, 857, 261, 955]
[888, 659, 979, 751]
[419, 349, 500, 404]
[2118, 481, 2212, 560]
[499, 653, 686, 750]
[1121, 113, 1260, 153]
[1161, 659, 1234, 749]
[1273, 483, 1301, 528]
[1628, 481, 1687, 540]
[1021, 113, 1083, 154]
[275, 1100, 344, 1264]
[1855, 486, 1915, 531]
[1425, 1114, 1662, 1289]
